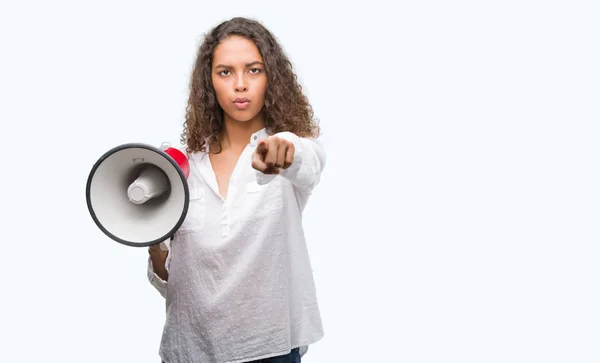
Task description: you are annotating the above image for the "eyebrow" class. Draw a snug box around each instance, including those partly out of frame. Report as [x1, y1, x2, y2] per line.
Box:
[215, 61, 264, 69]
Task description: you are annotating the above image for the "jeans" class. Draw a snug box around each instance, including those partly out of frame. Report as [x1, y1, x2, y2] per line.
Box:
[161, 348, 301, 363]
[247, 348, 301, 363]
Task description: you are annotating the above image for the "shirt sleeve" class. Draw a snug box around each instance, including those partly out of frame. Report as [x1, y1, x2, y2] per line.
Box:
[146, 241, 171, 299]
[255, 132, 326, 192]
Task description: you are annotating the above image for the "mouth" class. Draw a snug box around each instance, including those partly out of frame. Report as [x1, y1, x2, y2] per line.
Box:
[233, 97, 250, 110]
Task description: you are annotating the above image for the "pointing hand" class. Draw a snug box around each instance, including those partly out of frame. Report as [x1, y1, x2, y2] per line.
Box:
[252, 136, 295, 175]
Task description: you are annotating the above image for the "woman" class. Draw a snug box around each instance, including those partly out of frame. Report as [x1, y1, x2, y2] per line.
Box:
[147, 17, 326, 363]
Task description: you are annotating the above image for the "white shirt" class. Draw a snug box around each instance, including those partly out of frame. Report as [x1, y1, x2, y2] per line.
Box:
[147, 128, 325, 363]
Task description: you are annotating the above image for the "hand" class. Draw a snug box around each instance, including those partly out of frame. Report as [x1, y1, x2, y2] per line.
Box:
[148, 243, 167, 255]
[252, 136, 295, 175]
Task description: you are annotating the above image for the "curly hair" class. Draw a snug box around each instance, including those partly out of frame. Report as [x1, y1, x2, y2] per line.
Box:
[181, 17, 320, 154]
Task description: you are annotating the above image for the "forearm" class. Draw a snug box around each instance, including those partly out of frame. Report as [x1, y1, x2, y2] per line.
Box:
[149, 244, 169, 281]
[150, 254, 169, 281]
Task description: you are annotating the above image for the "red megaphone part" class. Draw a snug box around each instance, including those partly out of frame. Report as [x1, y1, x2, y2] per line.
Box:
[160, 142, 190, 179]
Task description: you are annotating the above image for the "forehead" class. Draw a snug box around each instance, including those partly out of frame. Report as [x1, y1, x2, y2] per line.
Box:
[213, 35, 263, 65]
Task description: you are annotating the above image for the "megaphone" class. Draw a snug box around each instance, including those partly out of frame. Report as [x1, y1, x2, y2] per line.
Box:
[85, 142, 190, 247]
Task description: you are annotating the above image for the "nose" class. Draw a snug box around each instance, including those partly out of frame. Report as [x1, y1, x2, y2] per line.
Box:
[234, 74, 247, 92]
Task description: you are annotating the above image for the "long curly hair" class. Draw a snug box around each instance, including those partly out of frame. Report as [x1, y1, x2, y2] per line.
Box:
[181, 17, 320, 154]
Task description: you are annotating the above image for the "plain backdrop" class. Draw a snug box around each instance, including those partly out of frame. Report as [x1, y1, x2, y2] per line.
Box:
[1, 0, 599, 362]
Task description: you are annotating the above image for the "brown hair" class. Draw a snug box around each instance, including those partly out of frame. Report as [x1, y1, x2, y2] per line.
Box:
[181, 17, 320, 154]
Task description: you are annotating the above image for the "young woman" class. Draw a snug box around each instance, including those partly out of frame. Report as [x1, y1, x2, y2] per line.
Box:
[147, 17, 326, 363]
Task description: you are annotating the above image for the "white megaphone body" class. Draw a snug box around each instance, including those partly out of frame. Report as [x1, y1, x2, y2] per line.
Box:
[86, 142, 190, 247]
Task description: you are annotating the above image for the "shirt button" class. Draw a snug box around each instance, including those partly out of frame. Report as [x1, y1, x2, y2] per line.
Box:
[253, 136, 257, 140]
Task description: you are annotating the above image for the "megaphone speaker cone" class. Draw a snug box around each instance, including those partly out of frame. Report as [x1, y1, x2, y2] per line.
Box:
[86, 143, 190, 247]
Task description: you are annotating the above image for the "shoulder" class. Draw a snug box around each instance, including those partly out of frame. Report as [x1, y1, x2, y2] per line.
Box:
[170, 143, 206, 161]
[185, 148, 209, 175]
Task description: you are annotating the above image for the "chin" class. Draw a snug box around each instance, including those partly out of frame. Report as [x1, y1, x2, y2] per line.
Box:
[229, 115, 254, 123]
[227, 109, 262, 123]
[235, 115, 256, 122]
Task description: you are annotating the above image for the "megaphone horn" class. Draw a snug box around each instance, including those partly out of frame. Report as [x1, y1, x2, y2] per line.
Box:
[85, 142, 191, 247]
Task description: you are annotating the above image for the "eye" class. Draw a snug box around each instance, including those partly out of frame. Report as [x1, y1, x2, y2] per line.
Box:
[249, 68, 262, 74]
[218, 70, 231, 76]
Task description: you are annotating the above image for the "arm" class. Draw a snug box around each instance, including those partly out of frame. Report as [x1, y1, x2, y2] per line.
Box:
[147, 241, 170, 298]
[253, 132, 326, 192]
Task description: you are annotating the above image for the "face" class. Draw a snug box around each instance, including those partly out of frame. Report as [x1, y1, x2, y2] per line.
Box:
[211, 35, 267, 125]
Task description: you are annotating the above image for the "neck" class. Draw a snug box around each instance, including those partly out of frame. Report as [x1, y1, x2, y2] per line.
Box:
[219, 113, 265, 152]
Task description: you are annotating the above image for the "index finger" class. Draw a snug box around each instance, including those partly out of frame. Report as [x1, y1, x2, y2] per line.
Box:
[256, 140, 269, 156]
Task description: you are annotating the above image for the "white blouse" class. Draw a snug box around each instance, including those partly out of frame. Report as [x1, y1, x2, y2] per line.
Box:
[147, 128, 326, 363]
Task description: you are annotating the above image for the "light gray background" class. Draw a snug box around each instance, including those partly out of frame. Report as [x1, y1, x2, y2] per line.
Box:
[1, 0, 598, 362]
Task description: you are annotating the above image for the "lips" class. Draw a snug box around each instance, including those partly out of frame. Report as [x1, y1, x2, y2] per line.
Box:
[233, 97, 250, 110]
